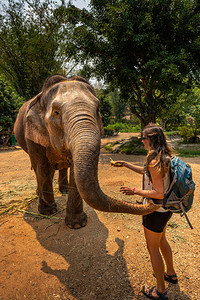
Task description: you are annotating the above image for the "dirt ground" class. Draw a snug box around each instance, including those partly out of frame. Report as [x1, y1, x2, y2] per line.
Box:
[0, 133, 200, 300]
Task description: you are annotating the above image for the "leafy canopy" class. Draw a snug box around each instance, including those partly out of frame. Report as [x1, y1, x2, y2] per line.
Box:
[0, 0, 70, 99]
[65, 0, 200, 126]
[0, 76, 23, 143]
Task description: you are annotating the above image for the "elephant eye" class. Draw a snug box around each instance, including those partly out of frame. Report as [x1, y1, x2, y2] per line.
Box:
[53, 111, 60, 117]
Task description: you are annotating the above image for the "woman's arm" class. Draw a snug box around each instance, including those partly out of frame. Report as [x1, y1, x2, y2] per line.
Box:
[120, 162, 164, 199]
[112, 161, 144, 174]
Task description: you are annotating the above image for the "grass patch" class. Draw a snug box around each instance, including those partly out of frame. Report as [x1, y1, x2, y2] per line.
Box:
[177, 140, 200, 145]
[0, 196, 37, 217]
[167, 221, 179, 229]
[104, 144, 113, 151]
[0, 194, 65, 219]
[165, 131, 179, 137]
[172, 234, 186, 243]
[0, 181, 37, 201]
[0, 185, 36, 200]
[0, 177, 62, 217]
[18, 209, 65, 220]
[104, 141, 120, 152]
[175, 148, 200, 157]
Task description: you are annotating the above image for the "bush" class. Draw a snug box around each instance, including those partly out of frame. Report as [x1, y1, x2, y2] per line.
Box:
[98, 90, 112, 127]
[103, 127, 115, 137]
[119, 137, 146, 155]
[178, 124, 200, 143]
[0, 77, 23, 145]
[105, 122, 141, 134]
[104, 137, 146, 155]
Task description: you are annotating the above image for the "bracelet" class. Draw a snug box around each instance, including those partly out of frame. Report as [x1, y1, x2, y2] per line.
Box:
[133, 188, 135, 195]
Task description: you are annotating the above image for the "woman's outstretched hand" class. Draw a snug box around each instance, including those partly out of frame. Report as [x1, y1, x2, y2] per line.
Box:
[120, 186, 135, 195]
[110, 158, 124, 167]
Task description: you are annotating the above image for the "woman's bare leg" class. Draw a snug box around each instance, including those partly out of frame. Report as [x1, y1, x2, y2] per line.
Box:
[160, 226, 177, 277]
[143, 227, 166, 295]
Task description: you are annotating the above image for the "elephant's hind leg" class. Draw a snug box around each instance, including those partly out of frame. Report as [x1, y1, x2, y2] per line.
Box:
[58, 168, 68, 194]
[65, 165, 87, 229]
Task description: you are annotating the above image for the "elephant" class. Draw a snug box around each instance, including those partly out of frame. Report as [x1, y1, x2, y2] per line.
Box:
[14, 75, 160, 229]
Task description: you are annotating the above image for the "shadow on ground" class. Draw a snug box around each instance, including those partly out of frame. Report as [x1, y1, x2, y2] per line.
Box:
[24, 196, 135, 300]
[23, 195, 192, 300]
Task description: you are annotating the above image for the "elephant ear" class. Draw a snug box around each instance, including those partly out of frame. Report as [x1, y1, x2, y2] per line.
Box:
[25, 93, 49, 147]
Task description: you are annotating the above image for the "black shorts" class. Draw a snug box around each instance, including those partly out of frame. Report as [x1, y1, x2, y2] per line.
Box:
[142, 211, 172, 233]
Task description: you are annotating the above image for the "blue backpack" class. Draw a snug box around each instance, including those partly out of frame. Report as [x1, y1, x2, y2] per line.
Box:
[163, 156, 195, 229]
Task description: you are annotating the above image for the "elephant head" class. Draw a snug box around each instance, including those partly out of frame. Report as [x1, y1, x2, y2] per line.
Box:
[15, 75, 160, 228]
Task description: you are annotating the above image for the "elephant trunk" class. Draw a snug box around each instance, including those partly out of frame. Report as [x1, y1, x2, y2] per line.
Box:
[70, 132, 160, 216]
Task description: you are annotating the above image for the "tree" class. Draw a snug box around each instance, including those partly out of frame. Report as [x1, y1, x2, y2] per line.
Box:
[0, 76, 23, 145]
[0, 0, 72, 99]
[65, 0, 200, 127]
[95, 88, 112, 127]
[109, 89, 127, 121]
[178, 86, 200, 142]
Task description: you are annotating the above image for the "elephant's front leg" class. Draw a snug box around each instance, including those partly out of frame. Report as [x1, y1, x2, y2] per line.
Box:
[65, 164, 87, 229]
[38, 168, 58, 215]
[35, 165, 57, 215]
[28, 142, 57, 215]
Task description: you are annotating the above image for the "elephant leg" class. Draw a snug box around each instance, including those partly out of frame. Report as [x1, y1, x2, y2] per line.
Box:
[36, 166, 57, 215]
[65, 164, 87, 229]
[27, 141, 57, 215]
[58, 168, 68, 194]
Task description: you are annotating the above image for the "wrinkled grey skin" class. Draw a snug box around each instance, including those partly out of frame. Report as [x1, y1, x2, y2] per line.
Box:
[14, 75, 159, 229]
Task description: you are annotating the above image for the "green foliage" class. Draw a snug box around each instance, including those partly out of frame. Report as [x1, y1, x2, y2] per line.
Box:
[108, 89, 127, 121]
[177, 86, 200, 142]
[178, 125, 195, 143]
[105, 122, 141, 133]
[0, 0, 70, 99]
[119, 139, 146, 155]
[96, 89, 112, 127]
[175, 147, 200, 157]
[104, 143, 115, 151]
[103, 127, 114, 137]
[165, 131, 179, 137]
[178, 122, 200, 143]
[0, 76, 23, 145]
[160, 84, 200, 131]
[66, 0, 200, 127]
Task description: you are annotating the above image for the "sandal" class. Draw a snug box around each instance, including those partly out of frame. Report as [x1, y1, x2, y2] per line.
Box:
[153, 272, 178, 284]
[142, 286, 168, 300]
[164, 272, 178, 284]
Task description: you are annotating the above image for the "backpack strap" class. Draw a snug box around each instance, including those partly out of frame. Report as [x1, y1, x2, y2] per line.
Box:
[179, 202, 193, 229]
[165, 172, 177, 195]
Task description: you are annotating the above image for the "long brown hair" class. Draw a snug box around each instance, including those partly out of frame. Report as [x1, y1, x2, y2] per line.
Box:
[142, 123, 174, 177]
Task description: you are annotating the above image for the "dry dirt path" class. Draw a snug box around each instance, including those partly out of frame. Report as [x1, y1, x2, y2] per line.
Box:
[0, 134, 200, 299]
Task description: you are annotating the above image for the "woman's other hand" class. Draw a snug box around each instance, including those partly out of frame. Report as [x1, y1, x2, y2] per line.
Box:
[120, 186, 135, 195]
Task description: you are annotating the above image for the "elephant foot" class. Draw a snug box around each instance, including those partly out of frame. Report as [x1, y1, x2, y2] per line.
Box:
[38, 202, 57, 216]
[65, 211, 87, 229]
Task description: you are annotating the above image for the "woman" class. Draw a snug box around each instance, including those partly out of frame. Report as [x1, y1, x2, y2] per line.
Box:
[112, 123, 178, 300]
